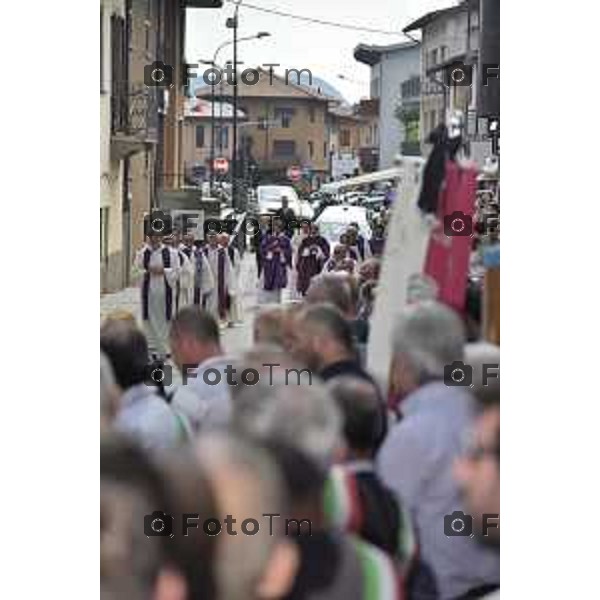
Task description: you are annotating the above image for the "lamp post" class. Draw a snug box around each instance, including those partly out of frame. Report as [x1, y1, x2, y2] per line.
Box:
[200, 29, 269, 197]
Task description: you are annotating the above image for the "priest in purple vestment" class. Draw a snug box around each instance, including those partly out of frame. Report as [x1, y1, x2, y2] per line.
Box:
[260, 222, 292, 304]
[295, 224, 330, 296]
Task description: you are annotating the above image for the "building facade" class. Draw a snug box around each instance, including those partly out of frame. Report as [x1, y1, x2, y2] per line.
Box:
[356, 98, 380, 172]
[404, 0, 481, 151]
[181, 98, 247, 184]
[101, 0, 207, 293]
[198, 69, 333, 188]
[354, 41, 421, 168]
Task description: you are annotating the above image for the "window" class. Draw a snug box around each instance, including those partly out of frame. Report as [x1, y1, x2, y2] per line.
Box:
[340, 129, 351, 147]
[273, 140, 296, 158]
[431, 48, 438, 67]
[323, 141, 328, 158]
[216, 125, 229, 149]
[309, 105, 316, 123]
[440, 46, 447, 63]
[274, 107, 295, 128]
[308, 141, 314, 159]
[195, 125, 205, 148]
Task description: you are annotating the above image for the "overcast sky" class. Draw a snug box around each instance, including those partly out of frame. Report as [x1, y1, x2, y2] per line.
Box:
[185, 0, 456, 104]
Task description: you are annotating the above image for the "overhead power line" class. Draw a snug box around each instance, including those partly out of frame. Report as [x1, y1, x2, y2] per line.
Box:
[224, 0, 411, 37]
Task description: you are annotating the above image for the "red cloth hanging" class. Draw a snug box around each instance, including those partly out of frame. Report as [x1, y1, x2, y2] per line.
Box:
[423, 161, 477, 314]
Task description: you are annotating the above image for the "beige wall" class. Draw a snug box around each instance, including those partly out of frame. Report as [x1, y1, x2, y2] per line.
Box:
[100, 0, 126, 292]
[182, 118, 236, 171]
[238, 97, 329, 174]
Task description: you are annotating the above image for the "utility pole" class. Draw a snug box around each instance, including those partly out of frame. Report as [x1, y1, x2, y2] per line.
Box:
[231, 4, 240, 211]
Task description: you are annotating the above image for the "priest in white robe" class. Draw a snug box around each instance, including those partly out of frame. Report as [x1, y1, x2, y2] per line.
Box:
[219, 232, 243, 326]
[133, 234, 180, 359]
[203, 233, 233, 327]
[178, 234, 214, 308]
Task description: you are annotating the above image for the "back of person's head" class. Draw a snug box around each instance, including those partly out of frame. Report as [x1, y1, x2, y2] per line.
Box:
[100, 320, 149, 390]
[194, 432, 299, 600]
[305, 273, 353, 317]
[169, 308, 221, 369]
[253, 307, 286, 347]
[465, 342, 500, 411]
[232, 346, 308, 399]
[101, 352, 121, 429]
[101, 435, 217, 600]
[261, 440, 328, 530]
[299, 303, 356, 354]
[326, 376, 386, 459]
[170, 307, 220, 346]
[232, 378, 342, 469]
[392, 300, 466, 385]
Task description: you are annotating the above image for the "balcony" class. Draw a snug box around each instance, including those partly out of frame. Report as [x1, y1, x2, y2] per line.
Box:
[111, 86, 159, 160]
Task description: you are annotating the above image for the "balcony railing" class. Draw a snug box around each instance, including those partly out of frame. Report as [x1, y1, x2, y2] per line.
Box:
[111, 85, 159, 143]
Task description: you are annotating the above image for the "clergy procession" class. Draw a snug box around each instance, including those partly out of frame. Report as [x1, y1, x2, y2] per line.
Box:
[133, 215, 383, 361]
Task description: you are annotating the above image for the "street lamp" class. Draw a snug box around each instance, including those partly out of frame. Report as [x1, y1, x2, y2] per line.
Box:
[227, 4, 272, 211]
[200, 30, 270, 197]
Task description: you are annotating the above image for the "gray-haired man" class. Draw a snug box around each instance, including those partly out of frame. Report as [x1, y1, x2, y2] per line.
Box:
[377, 301, 500, 600]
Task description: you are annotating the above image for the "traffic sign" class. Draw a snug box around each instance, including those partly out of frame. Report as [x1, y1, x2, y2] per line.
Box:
[214, 157, 229, 173]
[287, 165, 302, 182]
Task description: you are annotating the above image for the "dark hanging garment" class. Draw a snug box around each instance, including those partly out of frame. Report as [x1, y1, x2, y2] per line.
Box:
[417, 125, 449, 215]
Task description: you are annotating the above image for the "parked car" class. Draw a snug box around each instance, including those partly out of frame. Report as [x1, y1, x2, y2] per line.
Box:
[315, 205, 372, 249]
[256, 185, 314, 219]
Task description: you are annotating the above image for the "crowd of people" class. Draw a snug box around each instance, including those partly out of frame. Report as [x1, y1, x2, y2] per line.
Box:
[101, 211, 501, 599]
